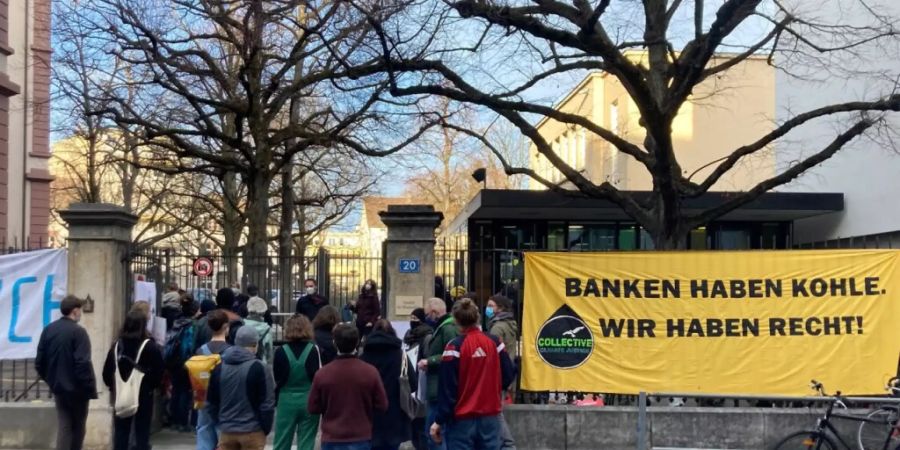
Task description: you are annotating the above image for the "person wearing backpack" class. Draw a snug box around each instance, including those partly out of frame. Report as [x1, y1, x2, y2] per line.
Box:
[195, 289, 243, 351]
[102, 310, 164, 450]
[360, 320, 417, 450]
[188, 310, 231, 450]
[273, 315, 322, 450]
[207, 326, 276, 450]
[245, 297, 273, 364]
[165, 299, 199, 432]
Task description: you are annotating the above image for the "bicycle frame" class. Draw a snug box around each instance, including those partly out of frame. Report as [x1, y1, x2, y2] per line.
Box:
[817, 402, 898, 450]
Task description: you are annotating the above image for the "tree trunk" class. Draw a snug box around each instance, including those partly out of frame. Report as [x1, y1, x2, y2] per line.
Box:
[278, 165, 294, 314]
[652, 228, 689, 250]
[648, 191, 690, 250]
[244, 171, 271, 291]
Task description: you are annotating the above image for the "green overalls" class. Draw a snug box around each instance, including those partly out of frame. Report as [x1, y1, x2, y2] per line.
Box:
[274, 343, 320, 450]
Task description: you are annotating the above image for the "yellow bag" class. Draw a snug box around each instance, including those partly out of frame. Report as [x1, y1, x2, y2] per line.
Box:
[184, 345, 222, 409]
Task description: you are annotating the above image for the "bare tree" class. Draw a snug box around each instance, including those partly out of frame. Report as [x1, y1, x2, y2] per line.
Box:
[51, 0, 188, 246]
[80, 0, 437, 286]
[370, 0, 900, 248]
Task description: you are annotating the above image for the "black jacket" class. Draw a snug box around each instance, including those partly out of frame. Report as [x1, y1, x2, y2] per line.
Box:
[35, 317, 97, 400]
[296, 294, 328, 322]
[102, 337, 165, 401]
[314, 326, 337, 365]
[360, 331, 415, 447]
[273, 340, 321, 395]
[403, 323, 433, 350]
[354, 292, 381, 331]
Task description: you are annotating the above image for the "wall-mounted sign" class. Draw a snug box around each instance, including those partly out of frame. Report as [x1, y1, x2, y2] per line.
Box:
[395, 295, 423, 316]
[192, 257, 214, 277]
[399, 259, 420, 273]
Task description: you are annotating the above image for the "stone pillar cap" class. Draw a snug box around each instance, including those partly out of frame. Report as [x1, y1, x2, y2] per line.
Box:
[59, 203, 139, 228]
[379, 205, 444, 228]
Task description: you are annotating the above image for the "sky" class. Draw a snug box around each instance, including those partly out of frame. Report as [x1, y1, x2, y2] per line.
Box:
[48, 0, 784, 231]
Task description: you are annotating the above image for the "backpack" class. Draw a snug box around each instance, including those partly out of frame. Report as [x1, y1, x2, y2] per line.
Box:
[164, 319, 195, 368]
[255, 327, 270, 361]
[184, 343, 225, 409]
[226, 319, 244, 345]
[114, 339, 150, 418]
[228, 320, 269, 361]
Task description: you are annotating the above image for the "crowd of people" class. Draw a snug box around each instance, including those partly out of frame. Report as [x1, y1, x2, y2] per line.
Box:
[34, 278, 521, 450]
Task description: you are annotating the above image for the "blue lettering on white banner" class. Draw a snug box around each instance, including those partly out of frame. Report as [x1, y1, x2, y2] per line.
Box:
[0, 249, 67, 359]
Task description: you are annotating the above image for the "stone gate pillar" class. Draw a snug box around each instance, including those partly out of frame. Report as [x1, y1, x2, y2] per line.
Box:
[60, 203, 137, 450]
[380, 205, 443, 321]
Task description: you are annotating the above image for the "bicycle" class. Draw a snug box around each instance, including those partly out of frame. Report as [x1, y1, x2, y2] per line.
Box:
[773, 380, 898, 450]
[857, 378, 900, 450]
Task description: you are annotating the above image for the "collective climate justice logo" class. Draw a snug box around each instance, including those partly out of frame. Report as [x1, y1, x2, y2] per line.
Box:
[536, 305, 594, 369]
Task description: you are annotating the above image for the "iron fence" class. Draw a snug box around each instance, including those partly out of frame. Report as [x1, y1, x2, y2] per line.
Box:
[125, 248, 382, 315]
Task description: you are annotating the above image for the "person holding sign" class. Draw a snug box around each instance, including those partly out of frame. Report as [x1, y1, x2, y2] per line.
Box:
[35, 295, 98, 450]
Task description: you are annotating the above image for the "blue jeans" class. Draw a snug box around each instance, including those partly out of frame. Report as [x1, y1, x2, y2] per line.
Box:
[426, 401, 446, 450]
[195, 408, 218, 450]
[321, 442, 371, 450]
[445, 415, 501, 450]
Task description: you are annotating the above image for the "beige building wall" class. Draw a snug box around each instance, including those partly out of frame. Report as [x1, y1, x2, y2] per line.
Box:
[0, 0, 52, 247]
[531, 55, 775, 191]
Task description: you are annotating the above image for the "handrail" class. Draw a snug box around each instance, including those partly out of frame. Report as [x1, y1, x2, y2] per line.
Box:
[643, 391, 900, 404]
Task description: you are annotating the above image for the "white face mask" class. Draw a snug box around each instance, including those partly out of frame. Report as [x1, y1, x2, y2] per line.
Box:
[306, 287, 316, 295]
[364, 284, 372, 290]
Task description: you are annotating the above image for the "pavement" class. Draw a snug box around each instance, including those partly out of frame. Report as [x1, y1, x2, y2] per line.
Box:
[151, 429, 415, 450]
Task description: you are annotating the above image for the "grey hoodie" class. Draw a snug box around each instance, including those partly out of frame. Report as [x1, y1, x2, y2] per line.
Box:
[206, 346, 276, 434]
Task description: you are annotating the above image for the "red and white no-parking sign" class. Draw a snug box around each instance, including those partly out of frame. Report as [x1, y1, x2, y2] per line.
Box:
[192, 257, 214, 277]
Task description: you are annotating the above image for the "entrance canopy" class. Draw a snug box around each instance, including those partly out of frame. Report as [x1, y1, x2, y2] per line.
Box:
[448, 190, 843, 232]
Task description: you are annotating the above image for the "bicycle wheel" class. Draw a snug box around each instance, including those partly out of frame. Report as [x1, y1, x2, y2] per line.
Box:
[858, 407, 900, 450]
[774, 431, 836, 450]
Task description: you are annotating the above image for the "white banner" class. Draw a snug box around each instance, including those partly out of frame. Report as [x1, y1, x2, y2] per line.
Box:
[0, 249, 68, 359]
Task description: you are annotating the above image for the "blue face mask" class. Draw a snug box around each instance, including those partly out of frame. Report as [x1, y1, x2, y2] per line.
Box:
[485, 307, 495, 319]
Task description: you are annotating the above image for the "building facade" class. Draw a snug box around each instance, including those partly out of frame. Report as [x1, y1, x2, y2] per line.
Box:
[529, 54, 776, 192]
[0, 0, 52, 247]
[779, 1, 900, 248]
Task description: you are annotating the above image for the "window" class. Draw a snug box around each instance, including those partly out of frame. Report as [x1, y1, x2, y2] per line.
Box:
[547, 223, 566, 250]
[717, 227, 751, 250]
[568, 223, 615, 251]
[608, 100, 621, 183]
[618, 224, 637, 250]
[610, 100, 619, 135]
[639, 228, 655, 250]
[689, 227, 708, 250]
[576, 128, 586, 169]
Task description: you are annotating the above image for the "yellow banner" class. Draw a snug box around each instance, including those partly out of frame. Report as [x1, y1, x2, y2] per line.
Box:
[521, 250, 900, 395]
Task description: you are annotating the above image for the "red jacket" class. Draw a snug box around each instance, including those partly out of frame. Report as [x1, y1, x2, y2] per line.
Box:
[435, 328, 514, 424]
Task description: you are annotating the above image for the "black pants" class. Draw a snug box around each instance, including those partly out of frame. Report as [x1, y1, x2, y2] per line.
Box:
[411, 418, 426, 450]
[55, 396, 89, 450]
[169, 369, 192, 427]
[114, 394, 154, 450]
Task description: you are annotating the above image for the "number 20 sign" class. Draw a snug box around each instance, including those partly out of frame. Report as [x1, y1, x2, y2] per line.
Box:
[399, 259, 420, 273]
